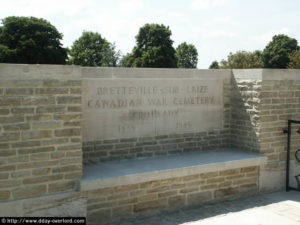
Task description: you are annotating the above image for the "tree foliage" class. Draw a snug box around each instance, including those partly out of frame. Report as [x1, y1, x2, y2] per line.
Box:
[120, 53, 134, 67]
[123, 24, 177, 68]
[68, 31, 120, 67]
[288, 50, 300, 69]
[209, 60, 219, 69]
[175, 42, 198, 68]
[262, 34, 298, 68]
[0, 16, 67, 64]
[219, 50, 264, 69]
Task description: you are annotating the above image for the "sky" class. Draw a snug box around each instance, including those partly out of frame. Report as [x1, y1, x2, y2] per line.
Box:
[1, 0, 300, 68]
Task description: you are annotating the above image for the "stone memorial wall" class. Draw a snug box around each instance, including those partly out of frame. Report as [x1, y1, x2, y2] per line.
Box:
[0, 64, 299, 223]
[84, 80, 222, 140]
[82, 68, 231, 163]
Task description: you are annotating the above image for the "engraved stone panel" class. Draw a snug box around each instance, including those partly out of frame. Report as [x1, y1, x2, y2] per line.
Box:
[83, 79, 223, 141]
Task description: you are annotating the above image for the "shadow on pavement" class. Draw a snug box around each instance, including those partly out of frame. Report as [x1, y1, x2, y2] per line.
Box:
[110, 191, 300, 225]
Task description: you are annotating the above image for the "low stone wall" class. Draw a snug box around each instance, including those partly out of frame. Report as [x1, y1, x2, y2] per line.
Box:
[0, 64, 82, 201]
[83, 166, 259, 224]
[0, 165, 259, 224]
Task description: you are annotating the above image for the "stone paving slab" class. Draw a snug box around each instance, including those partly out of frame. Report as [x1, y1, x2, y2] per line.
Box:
[110, 191, 300, 225]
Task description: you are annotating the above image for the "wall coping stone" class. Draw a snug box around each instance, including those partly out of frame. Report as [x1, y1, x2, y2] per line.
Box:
[80, 148, 267, 191]
[1, 64, 299, 80]
[0, 64, 81, 79]
[82, 67, 232, 79]
[233, 69, 300, 81]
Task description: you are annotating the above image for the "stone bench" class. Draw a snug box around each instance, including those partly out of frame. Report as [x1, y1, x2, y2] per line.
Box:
[80, 148, 267, 223]
[80, 148, 266, 191]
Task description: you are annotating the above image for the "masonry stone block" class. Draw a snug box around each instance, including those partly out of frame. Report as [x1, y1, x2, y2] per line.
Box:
[134, 199, 168, 212]
[56, 96, 81, 104]
[22, 130, 52, 140]
[168, 195, 186, 207]
[55, 128, 81, 137]
[12, 185, 47, 199]
[187, 191, 212, 205]
[48, 181, 76, 193]
[35, 88, 69, 95]
[0, 97, 21, 107]
[0, 191, 10, 201]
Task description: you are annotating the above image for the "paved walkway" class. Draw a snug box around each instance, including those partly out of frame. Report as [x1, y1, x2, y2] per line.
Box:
[112, 191, 300, 225]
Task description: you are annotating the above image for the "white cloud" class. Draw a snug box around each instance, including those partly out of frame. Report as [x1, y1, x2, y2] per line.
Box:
[189, 0, 230, 10]
[155, 9, 190, 23]
[204, 17, 238, 27]
[65, 12, 136, 51]
[118, 0, 144, 13]
[190, 27, 236, 39]
[192, 17, 237, 40]
[202, 28, 236, 38]
[250, 28, 291, 45]
[196, 43, 210, 51]
[0, 0, 92, 17]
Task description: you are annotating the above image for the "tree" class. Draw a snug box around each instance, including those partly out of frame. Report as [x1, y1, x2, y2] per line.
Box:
[125, 23, 177, 68]
[209, 60, 219, 69]
[68, 31, 120, 67]
[120, 53, 134, 67]
[0, 16, 67, 64]
[175, 42, 198, 68]
[219, 50, 264, 69]
[262, 34, 299, 68]
[288, 50, 300, 69]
